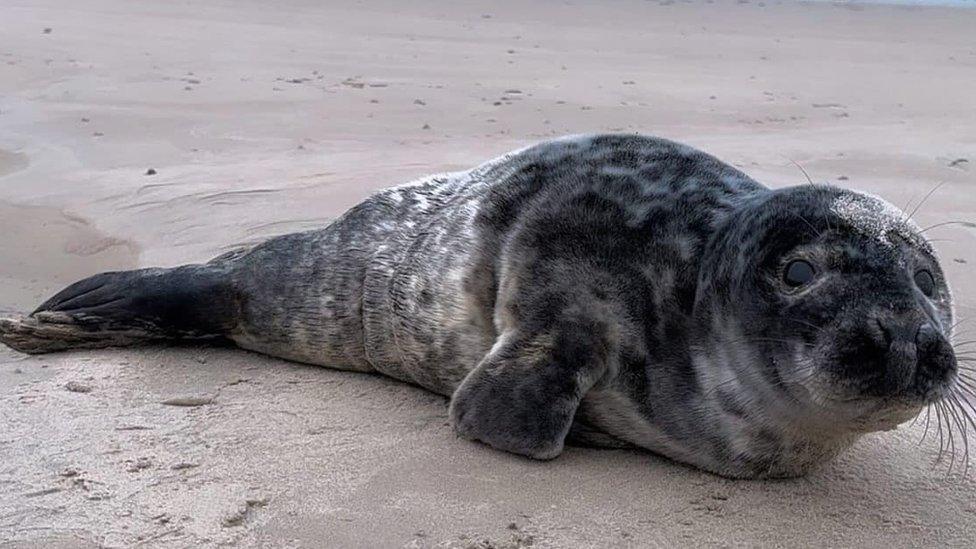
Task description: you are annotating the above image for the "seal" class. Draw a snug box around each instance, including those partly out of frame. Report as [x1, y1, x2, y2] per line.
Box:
[0, 134, 965, 478]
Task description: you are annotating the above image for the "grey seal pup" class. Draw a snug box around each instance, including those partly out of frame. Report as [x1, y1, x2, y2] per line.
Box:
[0, 134, 965, 479]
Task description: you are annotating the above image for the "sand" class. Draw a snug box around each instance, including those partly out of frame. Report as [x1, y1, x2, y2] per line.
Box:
[1, 0, 975, 547]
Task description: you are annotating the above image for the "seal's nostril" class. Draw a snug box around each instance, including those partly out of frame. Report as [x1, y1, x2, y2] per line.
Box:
[916, 322, 937, 347]
[876, 318, 892, 345]
[876, 317, 931, 349]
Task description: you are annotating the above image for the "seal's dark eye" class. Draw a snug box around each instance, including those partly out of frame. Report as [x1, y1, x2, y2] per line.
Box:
[784, 260, 816, 287]
[914, 269, 936, 297]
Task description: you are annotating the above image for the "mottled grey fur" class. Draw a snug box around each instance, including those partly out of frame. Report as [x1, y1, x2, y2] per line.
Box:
[0, 134, 960, 478]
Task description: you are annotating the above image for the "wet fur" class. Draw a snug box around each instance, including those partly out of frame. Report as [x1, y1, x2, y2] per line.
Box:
[0, 134, 958, 478]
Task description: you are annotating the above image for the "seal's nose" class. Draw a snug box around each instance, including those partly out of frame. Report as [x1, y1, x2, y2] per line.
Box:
[874, 316, 956, 397]
[876, 317, 925, 347]
[873, 316, 926, 393]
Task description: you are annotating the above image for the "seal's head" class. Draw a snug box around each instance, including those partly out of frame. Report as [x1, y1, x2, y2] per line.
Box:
[699, 185, 958, 436]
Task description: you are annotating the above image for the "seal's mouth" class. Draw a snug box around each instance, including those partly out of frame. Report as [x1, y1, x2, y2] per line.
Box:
[780, 325, 962, 431]
[807, 314, 959, 405]
[791, 369, 957, 439]
[819, 379, 953, 407]
[787, 335, 976, 464]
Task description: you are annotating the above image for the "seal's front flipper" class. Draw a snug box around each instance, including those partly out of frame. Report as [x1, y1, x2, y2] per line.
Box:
[0, 266, 239, 354]
[449, 320, 615, 460]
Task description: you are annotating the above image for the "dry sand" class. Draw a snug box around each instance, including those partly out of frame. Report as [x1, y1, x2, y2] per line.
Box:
[1, 0, 975, 547]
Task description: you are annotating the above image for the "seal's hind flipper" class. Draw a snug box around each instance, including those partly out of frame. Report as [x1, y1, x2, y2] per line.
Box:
[0, 312, 158, 354]
[1, 265, 239, 354]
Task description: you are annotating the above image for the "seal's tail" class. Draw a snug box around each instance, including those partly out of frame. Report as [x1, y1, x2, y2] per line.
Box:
[0, 265, 239, 354]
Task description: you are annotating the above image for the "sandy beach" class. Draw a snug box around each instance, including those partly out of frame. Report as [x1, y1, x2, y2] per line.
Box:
[1, 0, 975, 546]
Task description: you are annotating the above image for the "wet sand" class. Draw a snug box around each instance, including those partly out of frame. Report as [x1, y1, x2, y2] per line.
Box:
[1, 0, 975, 547]
[0, 200, 139, 310]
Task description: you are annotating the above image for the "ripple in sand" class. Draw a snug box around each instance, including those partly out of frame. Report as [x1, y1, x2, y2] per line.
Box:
[0, 149, 29, 178]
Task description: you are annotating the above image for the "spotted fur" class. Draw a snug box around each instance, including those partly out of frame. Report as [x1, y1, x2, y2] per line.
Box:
[0, 134, 958, 478]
